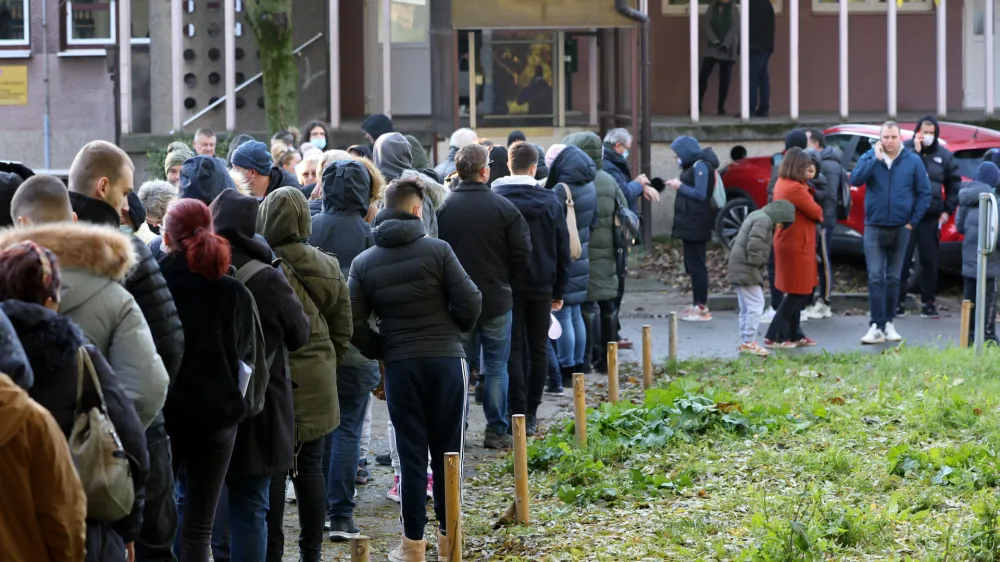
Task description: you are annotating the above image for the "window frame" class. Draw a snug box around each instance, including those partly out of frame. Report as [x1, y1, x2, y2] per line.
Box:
[0, 0, 30, 48]
[63, 0, 118, 47]
[661, 0, 784, 16]
[811, 0, 933, 15]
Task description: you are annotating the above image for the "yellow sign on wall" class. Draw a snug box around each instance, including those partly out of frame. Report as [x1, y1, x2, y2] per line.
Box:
[0, 66, 27, 106]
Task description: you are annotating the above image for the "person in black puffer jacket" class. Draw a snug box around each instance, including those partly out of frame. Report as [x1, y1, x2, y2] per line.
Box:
[0, 160, 32, 228]
[0, 306, 32, 388]
[668, 135, 720, 322]
[348, 178, 481, 560]
[544, 145, 598, 380]
[0, 242, 148, 562]
[210, 189, 310, 560]
[899, 114, 962, 318]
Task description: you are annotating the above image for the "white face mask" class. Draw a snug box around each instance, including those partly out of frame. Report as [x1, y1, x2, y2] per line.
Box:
[921, 135, 934, 147]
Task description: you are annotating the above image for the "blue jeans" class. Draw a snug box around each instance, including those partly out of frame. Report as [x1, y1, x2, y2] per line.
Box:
[546, 340, 562, 390]
[864, 225, 911, 330]
[462, 311, 512, 435]
[552, 305, 585, 369]
[324, 388, 373, 521]
[226, 474, 271, 562]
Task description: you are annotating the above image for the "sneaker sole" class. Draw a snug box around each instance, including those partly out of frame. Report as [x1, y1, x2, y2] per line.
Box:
[544, 390, 565, 396]
[329, 530, 361, 542]
[921, 314, 941, 319]
[387, 493, 401, 503]
[885, 337, 903, 343]
[680, 316, 712, 322]
[860, 339, 886, 345]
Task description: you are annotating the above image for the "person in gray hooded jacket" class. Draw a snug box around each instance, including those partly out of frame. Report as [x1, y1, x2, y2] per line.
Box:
[373, 132, 450, 238]
[956, 161, 1000, 344]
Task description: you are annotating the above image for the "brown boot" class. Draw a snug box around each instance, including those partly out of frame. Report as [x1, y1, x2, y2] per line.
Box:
[436, 529, 450, 562]
[389, 535, 427, 562]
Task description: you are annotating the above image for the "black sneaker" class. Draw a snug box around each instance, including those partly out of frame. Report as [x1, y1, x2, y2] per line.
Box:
[328, 516, 361, 542]
[526, 414, 538, 436]
[544, 384, 565, 396]
[484, 431, 513, 450]
[375, 453, 391, 466]
[895, 303, 907, 317]
[921, 303, 940, 319]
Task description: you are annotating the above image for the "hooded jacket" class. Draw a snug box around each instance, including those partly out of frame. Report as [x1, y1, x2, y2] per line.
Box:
[1, 300, 148, 560]
[810, 146, 847, 227]
[434, 145, 460, 184]
[361, 113, 394, 144]
[565, 132, 627, 302]
[957, 162, 1000, 278]
[0, 373, 86, 562]
[265, 165, 303, 199]
[405, 135, 438, 179]
[0, 223, 169, 428]
[727, 200, 795, 286]
[0, 163, 30, 228]
[373, 132, 450, 238]
[180, 155, 237, 204]
[544, 145, 599, 306]
[671, 136, 720, 243]
[851, 145, 932, 228]
[348, 208, 483, 362]
[69, 191, 185, 396]
[602, 144, 644, 213]
[437, 178, 532, 320]
[0, 307, 32, 389]
[492, 175, 571, 300]
[210, 189, 310, 474]
[903, 115, 962, 217]
[309, 159, 385, 370]
[259, 187, 352, 442]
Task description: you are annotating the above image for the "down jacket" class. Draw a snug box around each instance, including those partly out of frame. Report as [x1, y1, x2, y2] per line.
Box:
[259, 187, 353, 442]
[903, 114, 962, 217]
[545, 145, 599, 306]
[0, 223, 169, 428]
[0, 299, 148, 562]
[69, 191, 185, 388]
[672, 136, 720, 243]
[348, 209, 483, 362]
[726, 200, 796, 287]
[0, 307, 32, 388]
[957, 163, 1000, 278]
[564, 132, 627, 303]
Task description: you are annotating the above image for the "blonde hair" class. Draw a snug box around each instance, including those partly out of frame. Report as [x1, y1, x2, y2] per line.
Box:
[320, 149, 353, 175]
[270, 142, 300, 170]
[229, 168, 251, 195]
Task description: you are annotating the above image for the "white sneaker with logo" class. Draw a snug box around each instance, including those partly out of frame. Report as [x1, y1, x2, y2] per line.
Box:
[860, 323, 886, 345]
[759, 307, 777, 324]
[884, 322, 903, 342]
[804, 301, 832, 319]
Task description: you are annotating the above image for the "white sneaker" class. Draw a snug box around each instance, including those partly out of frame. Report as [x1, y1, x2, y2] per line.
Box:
[860, 323, 886, 345]
[884, 322, 902, 342]
[759, 307, 776, 324]
[804, 302, 832, 319]
[285, 479, 296, 503]
[799, 311, 809, 323]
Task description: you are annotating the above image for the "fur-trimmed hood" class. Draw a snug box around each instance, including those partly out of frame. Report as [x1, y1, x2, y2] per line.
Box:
[0, 222, 136, 282]
[354, 157, 386, 207]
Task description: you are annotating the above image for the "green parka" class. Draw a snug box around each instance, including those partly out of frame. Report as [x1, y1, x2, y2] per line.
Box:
[258, 187, 353, 443]
[564, 131, 627, 302]
[726, 200, 795, 287]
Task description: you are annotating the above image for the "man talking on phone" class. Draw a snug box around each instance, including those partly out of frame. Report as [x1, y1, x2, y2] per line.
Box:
[898, 115, 961, 319]
[851, 121, 931, 345]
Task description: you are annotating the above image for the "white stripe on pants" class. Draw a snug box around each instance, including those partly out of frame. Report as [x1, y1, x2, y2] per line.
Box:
[735, 284, 765, 344]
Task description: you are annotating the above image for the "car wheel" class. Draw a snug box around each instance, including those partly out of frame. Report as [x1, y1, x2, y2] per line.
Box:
[716, 197, 756, 250]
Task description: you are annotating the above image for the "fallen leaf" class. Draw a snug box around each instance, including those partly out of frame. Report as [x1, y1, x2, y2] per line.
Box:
[716, 402, 742, 413]
[828, 396, 845, 405]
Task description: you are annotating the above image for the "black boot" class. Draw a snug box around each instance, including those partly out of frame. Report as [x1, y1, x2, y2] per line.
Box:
[561, 366, 576, 388]
[526, 414, 538, 436]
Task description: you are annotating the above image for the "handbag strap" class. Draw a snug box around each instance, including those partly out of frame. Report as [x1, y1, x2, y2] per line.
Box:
[75, 346, 108, 416]
[558, 183, 575, 207]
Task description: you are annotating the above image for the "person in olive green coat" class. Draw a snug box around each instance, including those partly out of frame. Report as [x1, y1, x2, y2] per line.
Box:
[258, 186, 353, 558]
[563, 131, 628, 372]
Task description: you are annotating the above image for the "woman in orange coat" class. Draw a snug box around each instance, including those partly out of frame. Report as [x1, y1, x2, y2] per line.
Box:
[765, 148, 824, 348]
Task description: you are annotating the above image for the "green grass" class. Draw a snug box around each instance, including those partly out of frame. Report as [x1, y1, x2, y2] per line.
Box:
[461, 347, 1000, 561]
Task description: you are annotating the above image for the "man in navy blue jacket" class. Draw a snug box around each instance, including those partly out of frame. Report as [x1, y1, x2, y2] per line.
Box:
[850, 121, 931, 345]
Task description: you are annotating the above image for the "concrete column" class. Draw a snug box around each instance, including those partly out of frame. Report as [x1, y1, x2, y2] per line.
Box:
[589, 35, 598, 127]
[887, 0, 898, 118]
[171, 0, 183, 131]
[329, 0, 340, 129]
[381, 0, 391, 117]
[987, 0, 995, 117]
[689, 1, 699, 123]
[789, 0, 799, 120]
[936, 0, 946, 116]
[839, 0, 848, 119]
[119, 0, 132, 135]
[740, 0, 749, 121]
[224, 0, 236, 131]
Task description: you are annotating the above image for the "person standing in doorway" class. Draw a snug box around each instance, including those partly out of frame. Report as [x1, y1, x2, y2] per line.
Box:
[699, 0, 740, 116]
[853, 121, 931, 345]
[898, 115, 961, 319]
[748, 0, 774, 117]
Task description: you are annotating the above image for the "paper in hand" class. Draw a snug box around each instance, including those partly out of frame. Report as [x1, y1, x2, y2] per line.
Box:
[238, 361, 252, 397]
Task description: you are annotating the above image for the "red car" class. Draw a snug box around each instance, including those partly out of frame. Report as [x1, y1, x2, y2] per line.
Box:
[716, 122, 1000, 276]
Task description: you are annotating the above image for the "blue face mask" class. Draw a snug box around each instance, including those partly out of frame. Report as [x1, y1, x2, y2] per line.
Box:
[622, 149, 630, 159]
[119, 225, 133, 236]
[311, 137, 327, 151]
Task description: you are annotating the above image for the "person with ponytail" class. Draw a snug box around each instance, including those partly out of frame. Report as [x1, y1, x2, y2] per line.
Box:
[158, 198, 255, 562]
[0, 241, 147, 562]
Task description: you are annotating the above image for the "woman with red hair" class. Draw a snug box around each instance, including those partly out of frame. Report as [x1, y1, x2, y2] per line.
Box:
[158, 198, 255, 561]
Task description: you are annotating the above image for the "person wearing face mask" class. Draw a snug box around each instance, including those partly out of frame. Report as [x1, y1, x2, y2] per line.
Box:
[851, 121, 932, 345]
[897, 115, 961, 319]
[304, 120, 331, 151]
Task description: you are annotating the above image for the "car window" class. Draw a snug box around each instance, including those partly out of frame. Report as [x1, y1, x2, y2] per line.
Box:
[825, 134, 853, 154]
[954, 148, 1000, 179]
[849, 137, 874, 171]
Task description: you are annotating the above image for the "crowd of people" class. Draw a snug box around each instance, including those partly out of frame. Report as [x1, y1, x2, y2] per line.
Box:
[0, 116, 668, 562]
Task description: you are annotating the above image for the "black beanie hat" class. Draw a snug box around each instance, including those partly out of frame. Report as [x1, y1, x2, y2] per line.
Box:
[785, 129, 808, 151]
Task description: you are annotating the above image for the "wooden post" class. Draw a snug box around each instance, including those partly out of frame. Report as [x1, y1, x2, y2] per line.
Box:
[512, 414, 530, 525]
[607, 341, 619, 403]
[350, 536, 370, 562]
[445, 452, 462, 562]
[961, 299, 973, 348]
[573, 373, 587, 447]
[642, 325, 653, 389]
[668, 311, 678, 364]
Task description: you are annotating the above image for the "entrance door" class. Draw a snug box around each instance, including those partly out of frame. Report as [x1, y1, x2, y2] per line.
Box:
[964, 0, 1000, 109]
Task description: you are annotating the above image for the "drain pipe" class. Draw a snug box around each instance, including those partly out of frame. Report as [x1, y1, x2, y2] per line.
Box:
[42, 0, 51, 169]
[616, 0, 651, 247]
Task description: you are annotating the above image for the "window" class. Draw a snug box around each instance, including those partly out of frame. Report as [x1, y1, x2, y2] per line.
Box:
[954, 149, 999, 179]
[65, 1, 116, 46]
[131, 0, 149, 44]
[662, 0, 783, 16]
[377, 0, 429, 44]
[972, 0, 996, 36]
[0, 0, 29, 46]
[812, 0, 932, 14]
[849, 136, 876, 170]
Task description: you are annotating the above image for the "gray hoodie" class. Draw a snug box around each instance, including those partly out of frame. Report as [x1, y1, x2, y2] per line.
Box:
[373, 132, 450, 238]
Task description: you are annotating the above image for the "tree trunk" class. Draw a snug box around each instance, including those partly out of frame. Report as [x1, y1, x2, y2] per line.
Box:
[246, 0, 298, 135]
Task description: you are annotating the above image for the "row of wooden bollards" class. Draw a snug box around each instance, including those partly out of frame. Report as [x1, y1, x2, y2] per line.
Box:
[347, 318, 679, 560]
